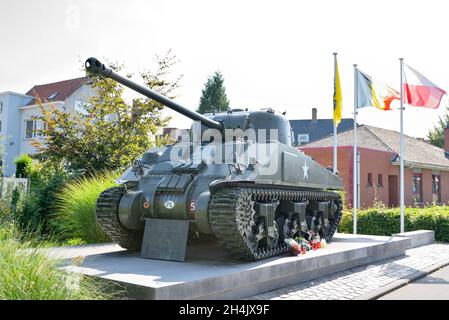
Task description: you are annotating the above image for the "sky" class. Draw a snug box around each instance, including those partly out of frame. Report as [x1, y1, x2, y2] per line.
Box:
[1, 0, 448, 138]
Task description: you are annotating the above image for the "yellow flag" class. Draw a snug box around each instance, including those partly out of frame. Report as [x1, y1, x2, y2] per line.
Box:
[333, 58, 342, 127]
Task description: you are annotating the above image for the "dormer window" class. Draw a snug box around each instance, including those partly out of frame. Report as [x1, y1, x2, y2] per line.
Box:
[48, 92, 59, 100]
[297, 134, 310, 145]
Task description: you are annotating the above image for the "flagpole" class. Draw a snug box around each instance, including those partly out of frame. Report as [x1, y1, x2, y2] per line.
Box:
[333, 52, 338, 174]
[400, 58, 405, 233]
[353, 64, 358, 234]
[333, 124, 337, 173]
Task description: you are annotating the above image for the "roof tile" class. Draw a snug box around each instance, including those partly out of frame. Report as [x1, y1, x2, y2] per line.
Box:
[24, 77, 87, 106]
[302, 124, 449, 169]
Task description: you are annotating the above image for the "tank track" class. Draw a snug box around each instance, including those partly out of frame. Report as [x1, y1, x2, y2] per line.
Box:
[208, 185, 342, 261]
[96, 186, 143, 251]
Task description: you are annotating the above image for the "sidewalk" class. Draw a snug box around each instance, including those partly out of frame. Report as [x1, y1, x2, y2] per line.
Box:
[378, 264, 449, 300]
[245, 243, 449, 300]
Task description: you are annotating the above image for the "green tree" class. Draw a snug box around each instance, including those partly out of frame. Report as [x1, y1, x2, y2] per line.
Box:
[32, 50, 182, 176]
[197, 71, 230, 114]
[428, 106, 449, 148]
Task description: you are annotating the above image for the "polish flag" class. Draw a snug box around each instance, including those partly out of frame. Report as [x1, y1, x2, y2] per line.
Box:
[403, 64, 446, 108]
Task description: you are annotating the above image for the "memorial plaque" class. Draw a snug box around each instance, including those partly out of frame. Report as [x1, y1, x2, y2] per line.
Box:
[140, 218, 190, 262]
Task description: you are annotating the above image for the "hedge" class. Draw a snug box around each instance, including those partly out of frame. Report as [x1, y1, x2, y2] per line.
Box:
[339, 206, 449, 242]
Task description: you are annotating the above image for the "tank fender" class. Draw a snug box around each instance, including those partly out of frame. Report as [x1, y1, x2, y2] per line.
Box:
[195, 191, 212, 234]
[118, 190, 145, 230]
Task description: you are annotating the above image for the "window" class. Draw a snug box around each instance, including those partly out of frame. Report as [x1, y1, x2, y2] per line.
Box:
[377, 174, 383, 187]
[48, 92, 59, 100]
[37, 121, 48, 137]
[0, 101, 3, 113]
[0, 120, 2, 132]
[367, 173, 373, 186]
[412, 173, 423, 204]
[25, 120, 37, 139]
[432, 174, 441, 204]
[297, 134, 310, 145]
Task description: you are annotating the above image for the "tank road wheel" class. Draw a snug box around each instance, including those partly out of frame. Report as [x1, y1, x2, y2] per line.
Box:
[96, 186, 143, 251]
[208, 186, 342, 261]
[280, 214, 300, 241]
[253, 201, 281, 250]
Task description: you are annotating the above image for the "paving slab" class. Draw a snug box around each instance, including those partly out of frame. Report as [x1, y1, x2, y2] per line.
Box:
[46, 233, 408, 300]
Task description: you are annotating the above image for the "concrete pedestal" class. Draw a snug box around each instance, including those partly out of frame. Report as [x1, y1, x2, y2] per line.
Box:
[392, 230, 435, 249]
[48, 233, 409, 300]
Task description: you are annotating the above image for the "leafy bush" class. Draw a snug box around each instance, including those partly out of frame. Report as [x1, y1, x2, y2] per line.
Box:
[13, 166, 67, 236]
[51, 172, 118, 243]
[339, 206, 449, 242]
[0, 224, 109, 300]
[13, 154, 32, 178]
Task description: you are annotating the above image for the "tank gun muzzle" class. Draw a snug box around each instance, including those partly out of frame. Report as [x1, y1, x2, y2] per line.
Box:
[85, 57, 113, 78]
[85, 57, 223, 131]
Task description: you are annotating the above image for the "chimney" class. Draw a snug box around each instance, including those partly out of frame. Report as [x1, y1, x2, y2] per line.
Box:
[444, 125, 449, 156]
[312, 108, 318, 123]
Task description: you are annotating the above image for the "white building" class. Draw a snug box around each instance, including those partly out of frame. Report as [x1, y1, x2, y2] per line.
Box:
[0, 77, 94, 176]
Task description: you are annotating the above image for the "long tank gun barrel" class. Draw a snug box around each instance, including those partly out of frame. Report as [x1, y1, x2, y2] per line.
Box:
[85, 57, 222, 131]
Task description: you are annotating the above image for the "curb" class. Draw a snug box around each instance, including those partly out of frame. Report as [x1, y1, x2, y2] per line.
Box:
[355, 258, 449, 300]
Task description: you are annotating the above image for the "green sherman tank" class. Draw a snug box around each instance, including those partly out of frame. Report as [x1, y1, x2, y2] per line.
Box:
[86, 57, 344, 261]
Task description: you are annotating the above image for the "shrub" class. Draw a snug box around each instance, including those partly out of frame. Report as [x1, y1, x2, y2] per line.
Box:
[13, 154, 32, 178]
[0, 224, 110, 300]
[339, 206, 449, 242]
[13, 167, 66, 236]
[51, 172, 118, 243]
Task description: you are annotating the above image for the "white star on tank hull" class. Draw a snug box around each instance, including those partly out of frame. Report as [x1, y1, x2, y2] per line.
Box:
[302, 159, 309, 179]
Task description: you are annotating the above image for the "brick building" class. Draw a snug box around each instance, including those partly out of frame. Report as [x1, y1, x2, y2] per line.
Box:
[300, 125, 449, 208]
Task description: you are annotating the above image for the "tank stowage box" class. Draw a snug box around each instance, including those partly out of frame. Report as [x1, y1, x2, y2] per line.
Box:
[86, 57, 344, 261]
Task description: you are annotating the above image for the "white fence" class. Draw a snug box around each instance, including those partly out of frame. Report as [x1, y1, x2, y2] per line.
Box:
[1, 177, 29, 201]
